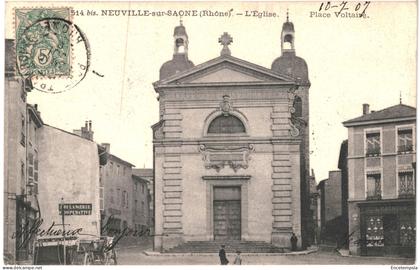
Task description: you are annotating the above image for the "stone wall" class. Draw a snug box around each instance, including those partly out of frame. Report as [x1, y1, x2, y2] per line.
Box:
[38, 126, 101, 241]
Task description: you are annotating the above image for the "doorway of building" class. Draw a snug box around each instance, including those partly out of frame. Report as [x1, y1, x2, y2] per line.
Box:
[383, 214, 399, 256]
[213, 186, 241, 241]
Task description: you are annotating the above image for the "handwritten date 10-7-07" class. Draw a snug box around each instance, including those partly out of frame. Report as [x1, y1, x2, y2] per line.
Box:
[319, 1, 371, 16]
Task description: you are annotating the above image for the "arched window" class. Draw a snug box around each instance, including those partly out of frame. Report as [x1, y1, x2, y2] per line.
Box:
[176, 38, 185, 53]
[293, 96, 302, 117]
[283, 34, 293, 50]
[207, 115, 246, 134]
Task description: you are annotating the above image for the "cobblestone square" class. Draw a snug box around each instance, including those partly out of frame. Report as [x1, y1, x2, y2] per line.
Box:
[116, 246, 415, 265]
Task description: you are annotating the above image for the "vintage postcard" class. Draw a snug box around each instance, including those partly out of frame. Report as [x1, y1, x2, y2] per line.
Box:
[2, 0, 417, 268]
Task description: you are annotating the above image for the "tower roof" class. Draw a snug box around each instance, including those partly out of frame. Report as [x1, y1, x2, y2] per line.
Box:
[174, 24, 187, 37]
[282, 21, 295, 32]
[271, 15, 309, 85]
[160, 55, 194, 80]
[160, 22, 194, 80]
[283, 10, 294, 32]
[271, 52, 309, 84]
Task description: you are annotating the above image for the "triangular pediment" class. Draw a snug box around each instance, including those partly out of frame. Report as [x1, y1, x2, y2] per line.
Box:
[189, 68, 263, 83]
[154, 55, 295, 87]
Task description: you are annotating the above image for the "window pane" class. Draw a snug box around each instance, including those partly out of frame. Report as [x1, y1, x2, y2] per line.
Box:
[400, 215, 416, 247]
[214, 186, 241, 200]
[367, 174, 381, 198]
[399, 172, 415, 197]
[366, 216, 384, 247]
[208, 115, 245, 134]
[367, 176, 376, 197]
[398, 129, 413, 152]
[366, 133, 380, 155]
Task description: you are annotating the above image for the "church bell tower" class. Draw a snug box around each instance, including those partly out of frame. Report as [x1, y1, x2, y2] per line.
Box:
[281, 12, 295, 52]
[173, 19, 189, 55]
[272, 12, 311, 249]
[159, 19, 195, 80]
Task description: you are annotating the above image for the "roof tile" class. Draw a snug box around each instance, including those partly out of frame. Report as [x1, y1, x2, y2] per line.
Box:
[343, 104, 416, 126]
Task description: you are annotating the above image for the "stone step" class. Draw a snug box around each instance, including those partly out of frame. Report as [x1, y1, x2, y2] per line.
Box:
[318, 244, 338, 252]
[165, 241, 286, 253]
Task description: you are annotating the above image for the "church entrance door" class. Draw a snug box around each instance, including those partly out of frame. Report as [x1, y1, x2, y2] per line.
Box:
[213, 186, 241, 241]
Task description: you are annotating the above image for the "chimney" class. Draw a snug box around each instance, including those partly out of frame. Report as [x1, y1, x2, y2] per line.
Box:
[86, 120, 94, 140]
[363, 103, 370, 115]
[34, 104, 38, 110]
[101, 143, 110, 153]
[75, 121, 94, 141]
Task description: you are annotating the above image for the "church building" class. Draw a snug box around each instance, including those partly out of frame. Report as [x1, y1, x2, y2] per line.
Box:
[152, 16, 311, 252]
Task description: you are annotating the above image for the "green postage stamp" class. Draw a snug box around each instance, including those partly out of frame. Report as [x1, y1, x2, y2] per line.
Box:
[15, 8, 72, 78]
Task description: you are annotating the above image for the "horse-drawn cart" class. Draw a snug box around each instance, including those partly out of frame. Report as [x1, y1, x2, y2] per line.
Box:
[74, 236, 117, 265]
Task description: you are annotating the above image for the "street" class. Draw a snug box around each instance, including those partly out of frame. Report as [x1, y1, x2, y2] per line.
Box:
[115, 246, 415, 265]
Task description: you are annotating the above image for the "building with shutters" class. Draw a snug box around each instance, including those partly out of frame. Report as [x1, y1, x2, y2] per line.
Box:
[5, 41, 106, 262]
[4, 39, 44, 263]
[152, 17, 311, 252]
[317, 171, 344, 244]
[133, 168, 154, 232]
[343, 103, 416, 257]
[132, 174, 151, 231]
[99, 144, 135, 233]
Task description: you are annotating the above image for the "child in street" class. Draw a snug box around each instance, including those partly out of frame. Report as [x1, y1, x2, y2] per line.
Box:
[234, 250, 242, 265]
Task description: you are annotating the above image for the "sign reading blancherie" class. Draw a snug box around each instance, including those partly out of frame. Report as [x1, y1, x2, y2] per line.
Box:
[59, 203, 92, 215]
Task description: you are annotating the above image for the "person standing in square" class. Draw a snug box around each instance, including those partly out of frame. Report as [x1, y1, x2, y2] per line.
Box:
[219, 245, 229, 265]
[291, 232, 298, 251]
[234, 250, 242, 265]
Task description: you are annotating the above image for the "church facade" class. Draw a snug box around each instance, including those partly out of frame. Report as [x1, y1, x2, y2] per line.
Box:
[152, 18, 311, 251]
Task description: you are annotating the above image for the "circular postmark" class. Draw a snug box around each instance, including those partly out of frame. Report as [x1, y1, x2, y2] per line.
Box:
[16, 17, 90, 93]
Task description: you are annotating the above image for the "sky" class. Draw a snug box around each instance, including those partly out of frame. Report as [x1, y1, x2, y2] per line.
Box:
[5, 1, 417, 181]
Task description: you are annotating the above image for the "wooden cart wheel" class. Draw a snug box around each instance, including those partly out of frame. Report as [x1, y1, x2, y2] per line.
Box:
[83, 252, 93, 265]
[103, 249, 117, 265]
[112, 249, 117, 265]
